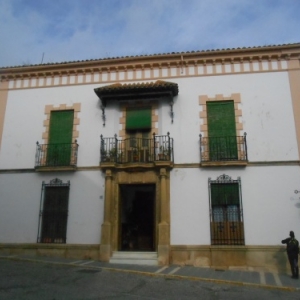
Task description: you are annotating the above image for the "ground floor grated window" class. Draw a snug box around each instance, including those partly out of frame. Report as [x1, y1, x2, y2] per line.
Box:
[37, 178, 70, 243]
[208, 174, 244, 245]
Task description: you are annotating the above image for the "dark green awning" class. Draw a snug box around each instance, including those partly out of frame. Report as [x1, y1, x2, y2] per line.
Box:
[126, 108, 151, 130]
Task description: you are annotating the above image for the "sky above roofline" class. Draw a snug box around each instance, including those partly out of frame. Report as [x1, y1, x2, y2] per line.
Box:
[0, 0, 299, 68]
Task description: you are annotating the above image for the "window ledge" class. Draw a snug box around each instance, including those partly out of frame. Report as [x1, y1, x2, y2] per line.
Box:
[100, 160, 174, 170]
[201, 161, 248, 167]
[35, 166, 77, 172]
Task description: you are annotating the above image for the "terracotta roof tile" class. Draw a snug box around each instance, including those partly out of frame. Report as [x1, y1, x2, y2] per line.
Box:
[94, 80, 179, 102]
[1, 43, 299, 70]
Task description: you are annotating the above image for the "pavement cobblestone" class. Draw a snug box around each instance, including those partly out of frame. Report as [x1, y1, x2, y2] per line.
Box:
[1, 254, 299, 291]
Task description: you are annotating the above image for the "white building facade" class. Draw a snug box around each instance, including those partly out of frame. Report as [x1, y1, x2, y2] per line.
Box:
[0, 43, 300, 271]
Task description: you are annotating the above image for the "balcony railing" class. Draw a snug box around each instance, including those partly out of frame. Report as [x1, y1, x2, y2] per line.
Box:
[200, 133, 247, 162]
[100, 133, 173, 164]
[35, 141, 79, 168]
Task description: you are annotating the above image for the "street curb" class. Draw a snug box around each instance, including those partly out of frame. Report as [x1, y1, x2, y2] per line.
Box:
[0, 256, 297, 292]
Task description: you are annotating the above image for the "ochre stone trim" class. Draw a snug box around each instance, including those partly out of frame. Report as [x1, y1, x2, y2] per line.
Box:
[0, 243, 289, 272]
[2, 61, 292, 91]
[118, 101, 158, 138]
[1, 45, 299, 90]
[170, 245, 288, 272]
[98, 168, 171, 264]
[288, 58, 300, 159]
[0, 81, 8, 152]
[199, 93, 243, 137]
[0, 243, 100, 260]
[42, 103, 81, 143]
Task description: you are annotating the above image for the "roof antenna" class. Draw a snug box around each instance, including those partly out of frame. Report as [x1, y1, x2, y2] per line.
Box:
[41, 52, 45, 64]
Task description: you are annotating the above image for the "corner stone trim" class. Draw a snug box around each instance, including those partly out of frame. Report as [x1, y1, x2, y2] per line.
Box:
[42, 103, 81, 143]
[199, 93, 243, 137]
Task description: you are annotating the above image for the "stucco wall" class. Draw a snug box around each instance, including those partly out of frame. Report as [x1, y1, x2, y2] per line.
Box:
[170, 166, 300, 246]
[0, 171, 104, 244]
[0, 70, 298, 169]
[0, 58, 299, 251]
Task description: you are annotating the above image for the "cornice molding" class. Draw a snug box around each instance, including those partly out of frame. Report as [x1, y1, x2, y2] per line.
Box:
[1, 44, 299, 80]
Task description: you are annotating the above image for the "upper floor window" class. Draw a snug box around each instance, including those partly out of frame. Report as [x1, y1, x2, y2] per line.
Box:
[207, 101, 237, 161]
[35, 109, 79, 169]
[199, 94, 247, 165]
[125, 107, 152, 162]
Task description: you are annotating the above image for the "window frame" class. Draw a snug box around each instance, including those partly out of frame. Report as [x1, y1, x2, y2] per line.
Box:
[208, 174, 245, 245]
[37, 178, 70, 244]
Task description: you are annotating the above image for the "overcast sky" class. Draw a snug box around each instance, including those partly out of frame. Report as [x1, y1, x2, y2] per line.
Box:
[0, 0, 299, 68]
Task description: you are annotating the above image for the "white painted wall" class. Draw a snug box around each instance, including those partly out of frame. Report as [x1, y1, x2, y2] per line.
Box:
[170, 166, 300, 246]
[170, 168, 211, 245]
[161, 72, 298, 163]
[0, 171, 104, 244]
[0, 67, 299, 248]
[0, 70, 298, 169]
[1, 165, 299, 246]
[0, 83, 122, 169]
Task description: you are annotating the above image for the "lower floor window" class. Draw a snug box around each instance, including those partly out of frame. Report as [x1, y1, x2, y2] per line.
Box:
[37, 178, 70, 243]
[209, 174, 244, 245]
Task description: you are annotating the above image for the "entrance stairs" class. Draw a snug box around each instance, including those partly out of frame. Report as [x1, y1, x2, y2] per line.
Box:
[110, 251, 158, 266]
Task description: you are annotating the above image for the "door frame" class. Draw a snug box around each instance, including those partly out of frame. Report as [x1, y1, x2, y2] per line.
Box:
[100, 168, 171, 265]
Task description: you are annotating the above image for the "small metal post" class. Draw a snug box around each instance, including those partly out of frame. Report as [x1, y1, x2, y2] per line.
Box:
[244, 132, 248, 161]
[199, 134, 202, 162]
[167, 132, 170, 158]
[114, 134, 118, 162]
[153, 132, 156, 160]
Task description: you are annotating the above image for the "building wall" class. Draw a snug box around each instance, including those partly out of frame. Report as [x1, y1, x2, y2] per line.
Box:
[0, 45, 299, 269]
[0, 70, 298, 169]
[0, 171, 104, 244]
[170, 166, 300, 246]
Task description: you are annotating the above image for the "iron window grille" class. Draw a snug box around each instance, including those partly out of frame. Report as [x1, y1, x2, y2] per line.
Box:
[208, 174, 244, 245]
[37, 178, 70, 244]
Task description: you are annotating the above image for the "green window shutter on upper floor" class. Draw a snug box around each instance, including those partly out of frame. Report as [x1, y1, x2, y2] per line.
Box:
[206, 101, 237, 160]
[207, 101, 236, 137]
[49, 110, 74, 144]
[47, 110, 74, 166]
[126, 108, 151, 130]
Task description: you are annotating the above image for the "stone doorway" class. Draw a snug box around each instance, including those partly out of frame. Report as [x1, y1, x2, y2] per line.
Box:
[119, 184, 155, 251]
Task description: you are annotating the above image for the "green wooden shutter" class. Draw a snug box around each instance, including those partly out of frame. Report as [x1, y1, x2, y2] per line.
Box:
[49, 110, 74, 144]
[126, 108, 151, 130]
[47, 110, 74, 166]
[207, 101, 237, 160]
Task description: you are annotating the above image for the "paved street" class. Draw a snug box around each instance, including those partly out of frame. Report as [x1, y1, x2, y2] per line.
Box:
[1, 257, 300, 300]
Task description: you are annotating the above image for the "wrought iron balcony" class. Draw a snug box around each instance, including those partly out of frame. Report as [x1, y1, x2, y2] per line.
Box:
[200, 133, 248, 164]
[35, 141, 79, 169]
[100, 133, 173, 164]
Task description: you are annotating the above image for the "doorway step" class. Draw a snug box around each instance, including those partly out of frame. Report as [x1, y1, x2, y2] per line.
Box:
[110, 251, 158, 265]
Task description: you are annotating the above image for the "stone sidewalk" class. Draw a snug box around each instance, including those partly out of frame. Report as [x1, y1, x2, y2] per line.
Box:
[1, 254, 299, 292]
